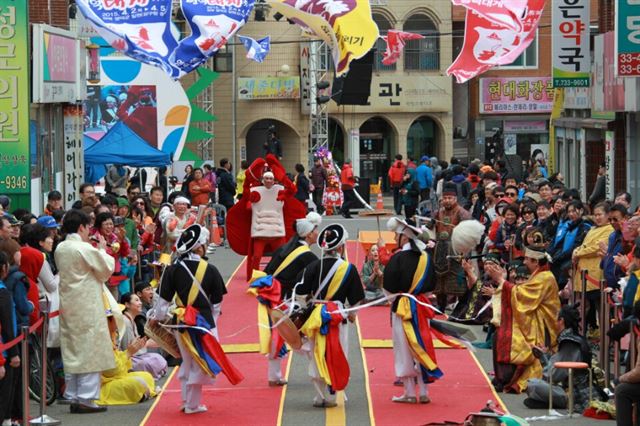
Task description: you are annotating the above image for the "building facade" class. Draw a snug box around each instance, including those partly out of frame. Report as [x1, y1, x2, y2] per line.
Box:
[205, 1, 453, 188]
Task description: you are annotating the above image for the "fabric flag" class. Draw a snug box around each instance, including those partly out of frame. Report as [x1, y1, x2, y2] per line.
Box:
[447, 0, 545, 83]
[382, 30, 424, 66]
[76, 0, 181, 77]
[265, 0, 379, 76]
[238, 35, 271, 62]
[451, 0, 528, 31]
[171, 0, 255, 78]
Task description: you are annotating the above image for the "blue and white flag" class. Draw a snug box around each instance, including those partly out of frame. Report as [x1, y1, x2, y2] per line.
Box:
[171, 0, 255, 77]
[76, 0, 181, 77]
[238, 35, 270, 62]
[76, 0, 255, 79]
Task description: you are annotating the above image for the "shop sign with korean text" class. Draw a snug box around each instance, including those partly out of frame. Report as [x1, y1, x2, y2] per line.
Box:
[32, 24, 85, 103]
[238, 76, 300, 100]
[63, 106, 84, 209]
[479, 77, 554, 114]
[616, 0, 640, 76]
[552, 0, 590, 87]
[0, 1, 29, 193]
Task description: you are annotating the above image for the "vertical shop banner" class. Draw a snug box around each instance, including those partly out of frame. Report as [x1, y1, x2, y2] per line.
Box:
[63, 106, 85, 208]
[0, 1, 30, 193]
[552, 0, 590, 87]
[616, 0, 640, 76]
[300, 42, 311, 114]
[605, 131, 615, 199]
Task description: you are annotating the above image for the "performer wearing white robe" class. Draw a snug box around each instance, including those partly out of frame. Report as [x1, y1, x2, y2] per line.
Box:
[55, 210, 115, 413]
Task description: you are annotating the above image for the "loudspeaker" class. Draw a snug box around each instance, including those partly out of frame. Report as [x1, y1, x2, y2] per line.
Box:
[331, 50, 374, 106]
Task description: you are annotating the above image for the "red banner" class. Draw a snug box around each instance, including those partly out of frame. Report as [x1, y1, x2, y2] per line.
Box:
[447, 0, 545, 83]
[382, 30, 424, 65]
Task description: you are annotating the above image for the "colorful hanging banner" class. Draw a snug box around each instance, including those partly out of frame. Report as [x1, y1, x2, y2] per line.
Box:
[266, 0, 379, 76]
[616, 0, 640, 76]
[0, 1, 30, 193]
[238, 35, 271, 62]
[552, 0, 590, 87]
[76, 0, 180, 77]
[76, 0, 254, 79]
[172, 0, 254, 77]
[382, 30, 424, 66]
[447, 0, 545, 83]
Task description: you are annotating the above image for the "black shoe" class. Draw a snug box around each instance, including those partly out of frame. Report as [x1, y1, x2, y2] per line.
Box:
[70, 403, 108, 414]
[341, 213, 352, 218]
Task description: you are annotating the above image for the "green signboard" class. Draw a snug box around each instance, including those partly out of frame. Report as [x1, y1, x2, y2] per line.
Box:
[0, 1, 30, 193]
[616, 0, 640, 76]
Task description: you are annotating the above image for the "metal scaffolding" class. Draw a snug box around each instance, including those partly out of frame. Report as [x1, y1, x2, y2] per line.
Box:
[308, 41, 330, 154]
[195, 58, 215, 161]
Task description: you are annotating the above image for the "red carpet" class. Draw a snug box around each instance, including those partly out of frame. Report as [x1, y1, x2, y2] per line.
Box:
[141, 352, 285, 426]
[365, 348, 504, 425]
[216, 258, 261, 345]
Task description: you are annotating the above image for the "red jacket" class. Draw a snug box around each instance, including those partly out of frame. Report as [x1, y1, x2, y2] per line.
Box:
[341, 164, 356, 190]
[468, 174, 481, 190]
[388, 160, 406, 187]
[189, 178, 213, 206]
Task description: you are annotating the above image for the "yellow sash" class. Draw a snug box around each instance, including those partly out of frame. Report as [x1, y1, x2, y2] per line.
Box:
[409, 252, 428, 294]
[274, 244, 311, 277]
[175, 260, 209, 309]
[324, 261, 350, 300]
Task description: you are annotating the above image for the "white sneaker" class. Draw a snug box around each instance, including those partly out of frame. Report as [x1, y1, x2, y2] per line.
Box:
[184, 404, 208, 414]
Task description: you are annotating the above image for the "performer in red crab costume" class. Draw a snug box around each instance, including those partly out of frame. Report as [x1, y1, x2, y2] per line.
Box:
[227, 155, 307, 278]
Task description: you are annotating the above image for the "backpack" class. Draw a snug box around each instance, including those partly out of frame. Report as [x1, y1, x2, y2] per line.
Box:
[388, 163, 404, 187]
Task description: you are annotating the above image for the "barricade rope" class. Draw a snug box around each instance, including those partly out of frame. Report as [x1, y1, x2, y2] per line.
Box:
[0, 310, 59, 353]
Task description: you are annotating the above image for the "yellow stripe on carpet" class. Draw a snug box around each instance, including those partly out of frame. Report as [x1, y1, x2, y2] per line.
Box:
[361, 339, 461, 349]
[222, 343, 261, 353]
[139, 367, 178, 426]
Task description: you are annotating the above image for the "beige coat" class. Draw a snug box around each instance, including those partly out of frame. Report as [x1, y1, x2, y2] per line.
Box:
[55, 234, 116, 374]
[573, 224, 613, 292]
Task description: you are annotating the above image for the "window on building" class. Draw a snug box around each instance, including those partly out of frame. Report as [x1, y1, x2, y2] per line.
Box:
[497, 33, 538, 69]
[214, 44, 233, 72]
[403, 13, 439, 71]
[372, 12, 395, 71]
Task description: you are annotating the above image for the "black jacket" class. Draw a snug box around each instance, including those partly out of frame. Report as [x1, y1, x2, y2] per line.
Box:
[216, 167, 236, 207]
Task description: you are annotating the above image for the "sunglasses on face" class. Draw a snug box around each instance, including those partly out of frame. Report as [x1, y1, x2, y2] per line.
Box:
[506, 192, 517, 197]
[496, 193, 505, 197]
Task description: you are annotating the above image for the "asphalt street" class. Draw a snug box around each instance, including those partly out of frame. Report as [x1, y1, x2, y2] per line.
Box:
[29, 202, 613, 425]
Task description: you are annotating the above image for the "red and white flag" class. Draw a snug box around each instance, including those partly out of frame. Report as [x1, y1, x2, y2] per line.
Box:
[447, 0, 545, 83]
[381, 30, 424, 65]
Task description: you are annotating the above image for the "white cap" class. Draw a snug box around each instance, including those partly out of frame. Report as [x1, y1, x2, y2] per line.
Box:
[296, 219, 315, 237]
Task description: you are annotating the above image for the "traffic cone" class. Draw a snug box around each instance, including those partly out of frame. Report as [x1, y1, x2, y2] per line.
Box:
[209, 209, 223, 246]
[376, 191, 384, 210]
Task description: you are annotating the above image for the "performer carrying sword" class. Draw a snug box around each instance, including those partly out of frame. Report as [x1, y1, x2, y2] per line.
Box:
[149, 224, 243, 414]
[297, 224, 365, 408]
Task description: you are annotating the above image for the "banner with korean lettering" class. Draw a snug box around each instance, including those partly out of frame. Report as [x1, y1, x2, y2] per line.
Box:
[447, 0, 545, 83]
[616, 0, 640, 76]
[266, 0, 379, 76]
[237, 76, 300, 99]
[479, 77, 554, 114]
[76, 0, 181, 77]
[552, 0, 590, 87]
[0, 1, 30, 193]
[63, 106, 84, 209]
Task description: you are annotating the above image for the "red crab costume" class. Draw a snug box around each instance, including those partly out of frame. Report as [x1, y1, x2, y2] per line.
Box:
[227, 155, 307, 278]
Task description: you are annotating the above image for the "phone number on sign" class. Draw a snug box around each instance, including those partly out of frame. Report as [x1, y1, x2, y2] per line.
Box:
[0, 176, 28, 190]
[618, 54, 640, 76]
